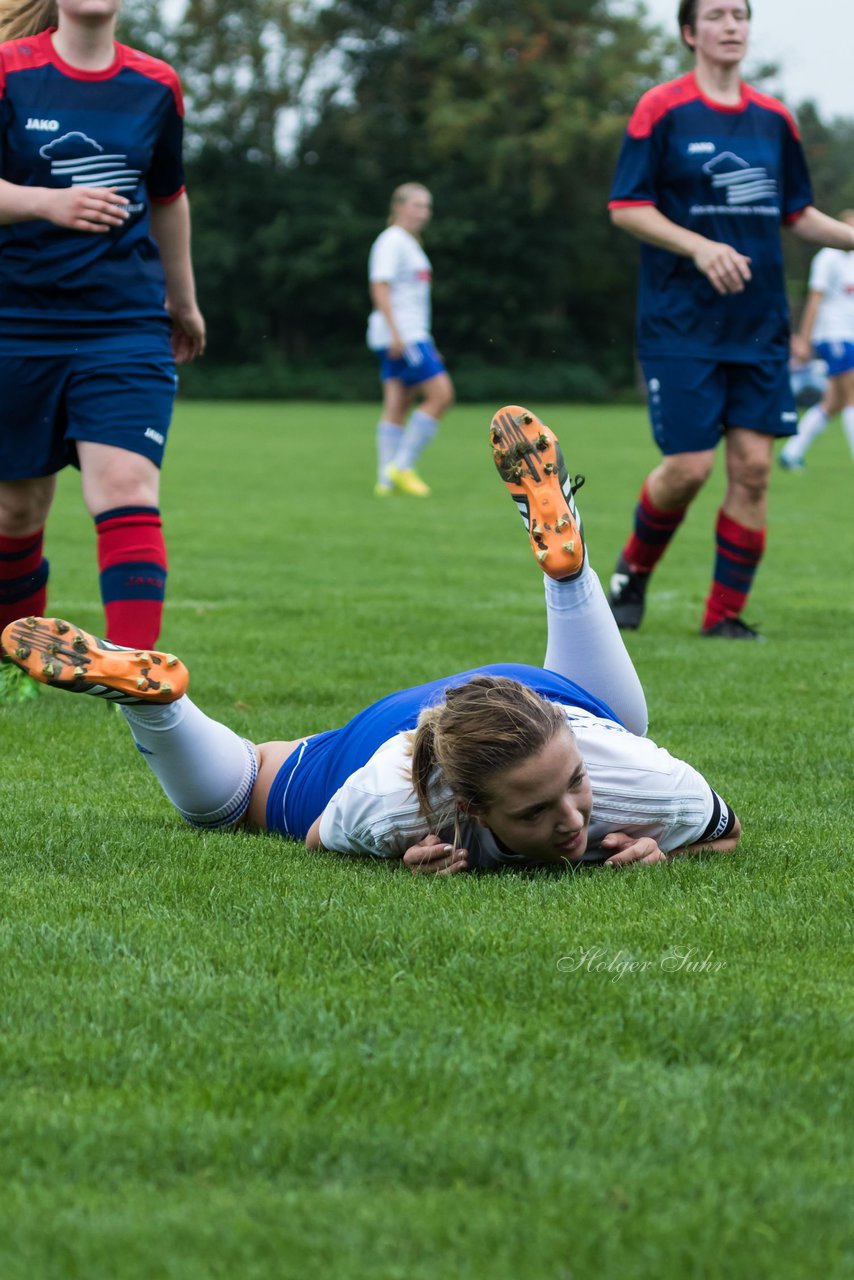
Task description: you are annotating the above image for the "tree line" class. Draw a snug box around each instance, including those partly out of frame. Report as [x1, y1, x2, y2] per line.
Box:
[122, 1, 854, 400]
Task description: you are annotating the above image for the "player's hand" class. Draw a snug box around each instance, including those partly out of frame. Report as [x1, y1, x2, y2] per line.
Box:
[599, 831, 668, 866]
[43, 186, 130, 233]
[790, 334, 812, 363]
[166, 300, 206, 364]
[403, 834, 469, 875]
[388, 335, 405, 359]
[692, 240, 752, 294]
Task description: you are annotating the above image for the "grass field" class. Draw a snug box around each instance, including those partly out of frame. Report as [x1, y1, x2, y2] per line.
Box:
[1, 400, 851, 1279]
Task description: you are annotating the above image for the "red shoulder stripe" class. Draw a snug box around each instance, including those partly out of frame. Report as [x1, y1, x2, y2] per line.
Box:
[118, 43, 184, 116]
[743, 84, 800, 139]
[627, 73, 701, 139]
[0, 29, 54, 96]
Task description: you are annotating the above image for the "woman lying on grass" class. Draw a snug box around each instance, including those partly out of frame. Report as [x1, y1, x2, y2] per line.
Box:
[1, 406, 741, 873]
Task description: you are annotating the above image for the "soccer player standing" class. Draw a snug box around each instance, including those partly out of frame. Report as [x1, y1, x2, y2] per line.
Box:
[606, 0, 854, 638]
[780, 211, 854, 470]
[368, 183, 454, 497]
[0, 0, 204, 698]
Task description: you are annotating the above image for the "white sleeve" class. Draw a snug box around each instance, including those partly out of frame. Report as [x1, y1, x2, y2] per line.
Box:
[317, 737, 429, 859]
[368, 228, 400, 284]
[808, 248, 838, 295]
[577, 721, 733, 854]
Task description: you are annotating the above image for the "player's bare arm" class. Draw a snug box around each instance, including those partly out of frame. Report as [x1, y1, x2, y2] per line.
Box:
[150, 194, 206, 363]
[610, 204, 752, 295]
[0, 178, 129, 232]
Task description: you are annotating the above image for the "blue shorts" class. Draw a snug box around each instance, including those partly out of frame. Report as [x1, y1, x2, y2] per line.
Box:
[640, 357, 798, 455]
[265, 663, 621, 841]
[0, 331, 177, 479]
[814, 341, 854, 378]
[378, 340, 446, 387]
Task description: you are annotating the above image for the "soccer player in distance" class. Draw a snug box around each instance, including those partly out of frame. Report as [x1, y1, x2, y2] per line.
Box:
[2, 406, 741, 873]
[606, 0, 854, 639]
[780, 210, 854, 470]
[0, 0, 205, 700]
[367, 183, 454, 498]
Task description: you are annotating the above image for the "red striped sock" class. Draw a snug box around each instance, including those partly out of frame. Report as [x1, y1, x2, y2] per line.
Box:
[95, 506, 167, 648]
[622, 482, 687, 573]
[702, 509, 766, 630]
[0, 528, 48, 632]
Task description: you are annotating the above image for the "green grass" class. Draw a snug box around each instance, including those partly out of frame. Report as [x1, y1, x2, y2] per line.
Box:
[1, 401, 851, 1279]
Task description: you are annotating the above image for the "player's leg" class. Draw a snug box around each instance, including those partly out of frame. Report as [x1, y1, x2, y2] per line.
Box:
[833, 362, 854, 460]
[779, 382, 838, 469]
[375, 373, 411, 495]
[490, 404, 648, 735]
[701, 361, 792, 639]
[1, 616, 263, 829]
[386, 345, 453, 497]
[607, 359, 719, 629]
[0, 353, 70, 700]
[69, 343, 176, 650]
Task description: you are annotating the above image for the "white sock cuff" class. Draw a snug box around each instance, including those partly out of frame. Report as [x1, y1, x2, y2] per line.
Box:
[177, 738, 258, 829]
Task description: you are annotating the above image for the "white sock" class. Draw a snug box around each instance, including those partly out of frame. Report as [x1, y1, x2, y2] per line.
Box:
[121, 697, 257, 828]
[842, 406, 854, 460]
[376, 419, 402, 485]
[781, 405, 827, 462]
[543, 559, 648, 736]
[393, 409, 438, 471]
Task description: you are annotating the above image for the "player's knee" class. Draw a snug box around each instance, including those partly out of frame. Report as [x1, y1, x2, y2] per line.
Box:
[657, 454, 712, 503]
[0, 488, 53, 535]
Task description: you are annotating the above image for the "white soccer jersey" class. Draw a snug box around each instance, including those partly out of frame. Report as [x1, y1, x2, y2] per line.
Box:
[367, 224, 433, 349]
[809, 248, 854, 345]
[318, 705, 728, 867]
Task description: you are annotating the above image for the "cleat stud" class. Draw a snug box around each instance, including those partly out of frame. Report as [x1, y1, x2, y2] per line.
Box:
[73, 666, 86, 678]
[521, 413, 533, 424]
[532, 522, 543, 537]
[536, 550, 548, 564]
[136, 677, 147, 690]
[24, 617, 37, 629]
[15, 645, 31, 659]
[42, 662, 56, 677]
[536, 432, 549, 450]
[46, 640, 60, 654]
[54, 620, 70, 634]
[491, 428, 503, 444]
[72, 635, 88, 652]
[161, 682, 172, 695]
[165, 655, 178, 667]
[544, 462, 556, 475]
[135, 652, 151, 663]
[563, 541, 576, 554]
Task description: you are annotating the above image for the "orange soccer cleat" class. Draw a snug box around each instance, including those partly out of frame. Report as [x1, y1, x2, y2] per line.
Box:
[0, 617, 188, 704]
[489, 404, 586, 581]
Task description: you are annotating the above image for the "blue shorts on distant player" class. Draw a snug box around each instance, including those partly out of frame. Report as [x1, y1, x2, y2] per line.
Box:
[640, 357, 798, 455]
[0, 331, 178, 479]
[814, 341, 854, 378]
[378, 340, 446, 387]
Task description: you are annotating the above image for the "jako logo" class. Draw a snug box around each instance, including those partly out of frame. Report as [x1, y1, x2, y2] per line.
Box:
[688, 141, 715, 153]
[144, 427, 165, 445]
[26, 118, 59, 132]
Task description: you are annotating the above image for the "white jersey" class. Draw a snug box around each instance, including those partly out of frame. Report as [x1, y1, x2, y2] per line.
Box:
[367, 224, 433, 350]
[809, 248, 854, 345]
[318, 704, 728, 867]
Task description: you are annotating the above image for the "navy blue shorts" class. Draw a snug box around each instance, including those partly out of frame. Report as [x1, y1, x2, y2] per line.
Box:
[378, 340, 446, 387]
[0, 332, 177, 479]
[815, 341, 854, 378]
[640, 356, 798, 455]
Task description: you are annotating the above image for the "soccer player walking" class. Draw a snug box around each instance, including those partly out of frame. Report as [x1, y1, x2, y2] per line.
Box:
[780, 210, 854, 470]
[606, 0, 854, 638]
[0, 0, 204, 699]
[367, 183, 454, 497]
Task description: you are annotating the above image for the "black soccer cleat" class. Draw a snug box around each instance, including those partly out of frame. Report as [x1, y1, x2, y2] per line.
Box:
[701, 617, 765, 642]
[607, 557, 650, 630]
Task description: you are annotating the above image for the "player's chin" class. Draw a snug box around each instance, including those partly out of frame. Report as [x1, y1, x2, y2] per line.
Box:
[539, 830, 589, 865]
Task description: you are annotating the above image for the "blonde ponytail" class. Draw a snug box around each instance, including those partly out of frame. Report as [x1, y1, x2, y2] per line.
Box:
[0, 0, 57, 42]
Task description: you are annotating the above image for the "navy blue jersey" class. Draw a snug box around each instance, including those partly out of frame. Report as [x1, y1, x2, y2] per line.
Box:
[609, 72, 813, 362]
[0, 29, 185, 335]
